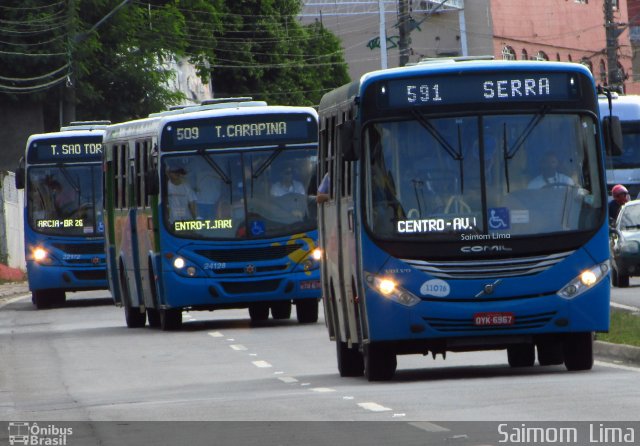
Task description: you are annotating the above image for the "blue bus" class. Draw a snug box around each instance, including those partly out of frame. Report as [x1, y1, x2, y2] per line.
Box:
[15, 122, 109, 308]
[102, 99, 321, 330]
[317, 59, 617, 380]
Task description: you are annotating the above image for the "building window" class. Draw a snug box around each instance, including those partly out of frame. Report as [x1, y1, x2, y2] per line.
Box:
[600, 60, 607, 84]
[580, 58, 593, 73]
[521, 49, 528, 60]
[502, 45, 516, 60]
[574, 0, 588, 4]
[535, 51, 549, 61]
[556, 53, 561, 61]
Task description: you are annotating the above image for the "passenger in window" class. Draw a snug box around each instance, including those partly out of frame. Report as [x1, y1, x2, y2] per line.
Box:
[527, 151, 575, 189]
[270, 166, 305, 197]
[166, 166, 198, 222]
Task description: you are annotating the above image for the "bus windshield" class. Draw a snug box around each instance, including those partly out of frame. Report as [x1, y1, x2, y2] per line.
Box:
[27, 164, 103, 236]
[608, 121, 640, 169]
[364, 113, 603, 241]
[162, 146, 317, 239]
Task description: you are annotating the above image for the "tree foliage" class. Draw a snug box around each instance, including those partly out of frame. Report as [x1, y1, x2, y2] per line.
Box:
[0, 0, 349, 128]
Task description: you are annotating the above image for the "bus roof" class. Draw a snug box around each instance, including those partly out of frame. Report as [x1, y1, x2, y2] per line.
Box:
[26, 127, 106, 147]
[319, 59, 593, 112]
[598, 95, 640, 121]
[104, 104, 318, 142]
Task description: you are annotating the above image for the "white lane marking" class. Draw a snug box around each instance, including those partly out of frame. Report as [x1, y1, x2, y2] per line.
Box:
[278, 376, 299, 383]
[0, 294, 30, 309]
[311, 387, 336, 393]
[249, 353, 258, 356]
[358, 402, 392, 412]
[595, 360, 640, 372]
[252, 360, 272, 368]
[611, 302, 640, 312]
[230, 344, 247, 351]
[274, 371, 284, 375]
[343, 396, 354, 400]
[409, 421, 450, 432]
[392, 413, 406, 418]
[207, 332, 224, 337]
[226, 338, 235, 341]
[300, 383, 310, 386]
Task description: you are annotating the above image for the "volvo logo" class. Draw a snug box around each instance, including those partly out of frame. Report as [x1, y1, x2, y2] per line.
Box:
[91, 257, 100, 265]
[245, 264, 256, 274]
[461, 245, 512, 253]
[475, 279, 503, 298]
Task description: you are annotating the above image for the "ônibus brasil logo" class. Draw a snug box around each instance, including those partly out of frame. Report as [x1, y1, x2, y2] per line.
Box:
[8, 422, 72, 446]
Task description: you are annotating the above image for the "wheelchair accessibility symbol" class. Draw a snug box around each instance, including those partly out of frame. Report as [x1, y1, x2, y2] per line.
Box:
[488, 207, 510, 230]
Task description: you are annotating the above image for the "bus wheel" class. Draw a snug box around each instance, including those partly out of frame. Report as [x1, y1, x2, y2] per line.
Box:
[296, 299, 319, 323]
[507, 344, 535, 367]
[52, 291, 66, 307]
[271, 301, 292, 320]
[336, 341, 364, 377]
[124, 304, 146, 328]
[536, 341, 564, 366]
[249, 303, 270, 323]
[618, 272, 630, 288]
[32, 290, 51, 309]
[147, 308, 161, 328]
[563, 332, 594, 371]
[364, 343, 396, 381]
[160, 309, 182, 331]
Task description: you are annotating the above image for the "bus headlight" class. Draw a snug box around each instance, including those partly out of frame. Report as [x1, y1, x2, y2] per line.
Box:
[365, 273, 421, 307]
[171, 256, 202, 278]
[31, 247, 56, 265]
[312, 248, 322, 261]
[558, 262, 609, 299]
[173, 257, 186, 269]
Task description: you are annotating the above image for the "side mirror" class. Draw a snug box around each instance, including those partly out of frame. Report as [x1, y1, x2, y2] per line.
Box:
[145, 169, 159, 195]
[603, 116, 623, 156]
[15, 157, 24, 189]
[338, 120, 359, 161]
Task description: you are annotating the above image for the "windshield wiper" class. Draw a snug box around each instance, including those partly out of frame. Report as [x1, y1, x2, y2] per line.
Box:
[505, 106, 549, 159]
[198, 149, 231, 185]
[253, 145, 285, 179]
[57, 164, 80, 194]
[410, 109, 465, 192]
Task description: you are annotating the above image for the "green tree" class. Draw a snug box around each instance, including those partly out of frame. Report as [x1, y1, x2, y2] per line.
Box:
[210, 0, 350, 106]
[0, 0, 348, 129]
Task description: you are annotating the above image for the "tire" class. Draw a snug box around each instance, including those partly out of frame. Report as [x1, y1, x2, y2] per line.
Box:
[611, 265, 619, 287]
[563, 332, 594, 371]
[364, 343, 397, 381]
[160, 308, 182, 331]
[296, 299, 319, 324]
[271, 301, 292, 320]
[120, 262, 145, 328]
[536, 341, 564, 366]
[147, 308, 161, 328]
[124, 304, 146, 328]
[618, 272, 630, 288]
[336, 341, 364, 377]
[249, 303, 269, 323]
[52, 290, 66, 307]
[32, 290, 51, 309]
[507, 344, 535, 367]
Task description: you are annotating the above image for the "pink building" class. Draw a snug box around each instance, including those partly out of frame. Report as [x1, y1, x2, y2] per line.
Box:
[490, 0, 639, 93]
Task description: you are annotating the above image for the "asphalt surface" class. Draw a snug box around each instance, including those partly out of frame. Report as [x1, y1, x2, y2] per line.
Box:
[1, 281, 639, 366]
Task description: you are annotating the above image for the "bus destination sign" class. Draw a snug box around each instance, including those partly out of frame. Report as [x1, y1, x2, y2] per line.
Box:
[27, 137, 103, 164]
[162, 113, 317, 150]
[380, 72, 579, 109]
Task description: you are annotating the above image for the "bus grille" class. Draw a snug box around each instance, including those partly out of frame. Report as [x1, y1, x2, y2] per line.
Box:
[52, 242, 104, 255]
[212, 264, 289, 275]
[402, 251, 574, 279]
[66, 258, 106, 265]
[195, 245, 301, 262]
[220, 279, 281, 294]
[72, 270, 107, 281]
[423, 311, 556, 332]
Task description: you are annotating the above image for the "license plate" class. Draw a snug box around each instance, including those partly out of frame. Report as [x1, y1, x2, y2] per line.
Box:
[300, 280, 321, 290]
[473, 312, 514, 326]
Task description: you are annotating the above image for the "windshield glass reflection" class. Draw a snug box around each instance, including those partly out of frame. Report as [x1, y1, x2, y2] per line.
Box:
[162, 147, 317, 239]
[27, 165, 103, 236]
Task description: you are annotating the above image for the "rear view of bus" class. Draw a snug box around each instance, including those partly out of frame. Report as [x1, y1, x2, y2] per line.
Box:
[598, 94, 640, 197]
[318, 59, 613, 380]
[15, 122, 109, 308]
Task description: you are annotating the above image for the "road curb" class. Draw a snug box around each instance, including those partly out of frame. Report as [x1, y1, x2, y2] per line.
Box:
[594, 340, 640, 365]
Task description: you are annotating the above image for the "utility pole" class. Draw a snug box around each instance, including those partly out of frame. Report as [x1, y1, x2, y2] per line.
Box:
[398, 0, 411, 66]
[604, 0, 625, 91]
[378, 0, 388, 69]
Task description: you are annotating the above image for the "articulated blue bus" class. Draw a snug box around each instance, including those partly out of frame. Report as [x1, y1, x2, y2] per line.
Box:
[103, 99, 321, 330]
[15, 122, 109, 308]
[318, 59, 616, 380]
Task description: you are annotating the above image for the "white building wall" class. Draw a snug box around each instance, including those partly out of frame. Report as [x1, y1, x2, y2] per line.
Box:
[2, 172, 25, 270]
